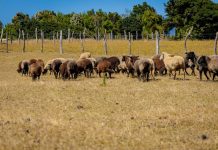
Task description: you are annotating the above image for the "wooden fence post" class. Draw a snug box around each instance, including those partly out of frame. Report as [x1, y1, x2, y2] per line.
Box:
[214, 32, 218, 55]
[18, 29, 21, 45]
[184, 26, 193, 52]
[83, 29, 86, 41]
[104, 29, 108, 55]
[0, 28, 3, 44]
[97, 28, 100, 41]
[136, 31, 138, 40]
[10, 31, 12, 44]
[22, 30, 25, 53]
[56, 31, 59, 41]
[151, 32, 154, 40]
[71, 31, 74, 41]
[35, 28, 38, 43]
[124, 30, 127, 40]
[60, 30, 63, 54]
[80, 31, 84, 52]
[128, 32, 132, 55]
[53, 31, 55, 45]
[26, 33, 29, 44]
[6, 32, 8, 53]
[68, 28, 70, 43]
[110, 31, 113, 40]
[163, 31, 165, 39]
[41, 30, 44, 53]
[156, 31, 160, 55]
[146, 33, 149, 41]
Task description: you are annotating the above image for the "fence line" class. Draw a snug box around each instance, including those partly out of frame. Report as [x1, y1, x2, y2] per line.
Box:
[0, 28, 217, 55]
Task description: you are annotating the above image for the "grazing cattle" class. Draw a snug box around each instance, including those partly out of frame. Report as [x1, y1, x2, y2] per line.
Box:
[95, 56, 107, 68]
[86, 57, 97, 69]
[17, 61, 22, 73]
[106, 56, 120, 73]
[197, 55, 218, 80]
[96, 60, 114, 78]
[184, 51, 197, 75]
[17, 60, 29, 76]
[160, 52, 185, 80]
[29, 63, 42, 81]
[67, 60, 78, 79]
[51, 59, 62, 79]
[79, 52, 91, 59]
[77, 59, 93, 78]
[29, 59, 37, 65]
[36, 59, 45, 73]
[118, 61, 127, 74]
[144, 58, 155, 80]
[122, 55, 139, 77]
[43, 58, 66, 75]
[134, 58, 151, 82]
[152, 54, 167, 75]
[60, 61, 69, 80]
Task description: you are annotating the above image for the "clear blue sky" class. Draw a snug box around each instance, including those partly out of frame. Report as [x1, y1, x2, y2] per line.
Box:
[0, 0, 217, 25]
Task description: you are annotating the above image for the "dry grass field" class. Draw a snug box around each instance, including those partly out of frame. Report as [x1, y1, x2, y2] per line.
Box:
[0, 40, 218, 149]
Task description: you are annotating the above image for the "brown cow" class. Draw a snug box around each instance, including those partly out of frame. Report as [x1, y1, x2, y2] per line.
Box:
[17, 60, 29, 76]
[96, 60, 114, 78]
[29, 59, 37, 65]
[134, 58, 151, 82]
[152, 54, 167, 75]
[197, 55, 218, 80]
[105, 56, 120, 73]
[77, 59, 93, 78]
[60, 61, 69, 80]
[122, 55, 139, 77]
[67, 60, 78, 79]
[29, 63, 42, 81]
[51, 59, 62, 79]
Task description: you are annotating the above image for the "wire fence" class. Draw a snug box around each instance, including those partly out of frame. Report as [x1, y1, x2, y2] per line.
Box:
[0, 29, 217, 56]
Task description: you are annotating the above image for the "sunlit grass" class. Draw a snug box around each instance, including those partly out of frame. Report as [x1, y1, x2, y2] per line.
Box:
[0, 40, 217, 149]
[0, 39, 215, 56]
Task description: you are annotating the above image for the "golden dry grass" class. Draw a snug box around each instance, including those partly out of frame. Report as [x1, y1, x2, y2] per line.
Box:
[0, 39, 216, 56]
[0, 40, 218, 149]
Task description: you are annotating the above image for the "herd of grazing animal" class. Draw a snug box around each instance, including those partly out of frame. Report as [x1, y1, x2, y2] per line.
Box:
[17, 51, 218, 82]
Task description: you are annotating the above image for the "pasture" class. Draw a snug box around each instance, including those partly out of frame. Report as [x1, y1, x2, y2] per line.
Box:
[0, 40, 218, 149]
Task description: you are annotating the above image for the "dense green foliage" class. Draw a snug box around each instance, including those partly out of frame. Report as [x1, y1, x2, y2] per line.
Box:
[165, 0, 218, 39]
[1, 0, 217, 39]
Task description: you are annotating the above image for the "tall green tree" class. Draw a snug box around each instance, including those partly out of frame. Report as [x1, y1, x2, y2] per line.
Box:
[35, 10, 58, 38]
[142, 9, 163, 34]
[165, 0, 218, 38]
[121, 2, 163, 37]
[12, 12, 30, 33]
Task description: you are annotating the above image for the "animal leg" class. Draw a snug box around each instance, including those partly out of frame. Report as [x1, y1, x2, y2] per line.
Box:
[146, 72, 149, 82]
[169, 70, 172, 78]
[191, 67, 196, 76]
[109, 72, 111, 78]
[213, 73, 216, 81]
[183, 69, 185, 80]
[204, 70, 209, 80]
[98, 71, 101, 78]
[199, 71, 203, 80]
[137, 71, 141, 81]
[173, 71, 177, 80]
[185, 68, 190, 76]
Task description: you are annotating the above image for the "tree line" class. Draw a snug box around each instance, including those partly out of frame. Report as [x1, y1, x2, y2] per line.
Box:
[0, 0, 217, 40]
